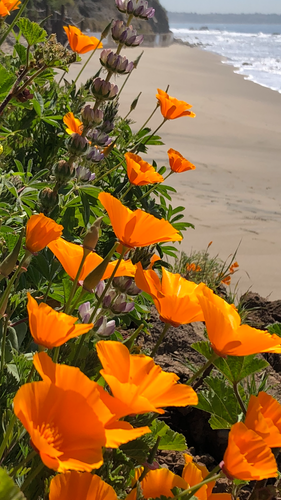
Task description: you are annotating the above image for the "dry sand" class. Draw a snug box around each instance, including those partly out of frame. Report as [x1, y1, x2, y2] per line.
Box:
[66, 44, 281, 300]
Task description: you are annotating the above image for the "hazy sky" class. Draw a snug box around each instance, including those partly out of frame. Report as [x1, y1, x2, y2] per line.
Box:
[159, 0, 281, 14]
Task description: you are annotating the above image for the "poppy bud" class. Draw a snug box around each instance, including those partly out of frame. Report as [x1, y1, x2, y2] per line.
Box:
[101, 20, 113, 40]
[0, 229, 24, 280]
[54, 160, 74, 183]
[39, 188, 59, 210]
[130, 92, 141, 113]
[83, 217, 103, 254]
[83, 246, 118, 293]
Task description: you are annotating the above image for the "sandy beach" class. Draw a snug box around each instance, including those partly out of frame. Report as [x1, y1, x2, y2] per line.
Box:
[66, 44, 281, 300]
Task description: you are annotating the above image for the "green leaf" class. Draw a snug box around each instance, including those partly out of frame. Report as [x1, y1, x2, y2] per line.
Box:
[0, 63, 16, 98]
[32, 92, 44, 117]
[268, 323, 281, 337]
[14, 43, 27, 65]
[150, 420, 187, 451]
[214, 355, 268, 384]
[0, 467, 26, 500]
[17, 18, 47, 46]
[6, 363, 20, 382]
[197, 375, 240, 429]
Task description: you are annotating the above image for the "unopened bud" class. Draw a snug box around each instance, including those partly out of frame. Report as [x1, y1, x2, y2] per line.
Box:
[39, 188, 59, 209]
[54, 160, 74, 183]
[83, 245, 117, 293]
[103, 289, 117, 309]
[91, 77, 118, 101]
[95, 280, 105, 297]
[83, 217, 103, 254]
[81, 105, 104, 127]
[0, 229, 24, 280]
[130, 92, 141, 113]
[78, 301, 94, 323]
[101, 20, 113, 40]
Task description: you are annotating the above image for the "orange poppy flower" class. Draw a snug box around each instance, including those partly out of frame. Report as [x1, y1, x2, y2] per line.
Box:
[167, 149, 196, 173]
[63, 112, 83, 135]
[197, 285, 281, 357]
[244, 392, 281, 448]
[98, 192, 182, 249]
[126, 467, 187, 500]
[223, 422, 277, 480]
[49, 471, 118, 500]
[14, 380, 106, 472]
[33, 352, 150, 448]
[182, 454, 215, 500]
[156, 88, 196, 120]
[125, 152, 164, 186]
[25, 213, 63, 254]
[0, 0, 20, 16]
[48, 237, 136, 281]
[135, 263, 204, 327]
[64, 25, 103, 54]
[96, 340, 198, 415]
[27, 293, 93, 349]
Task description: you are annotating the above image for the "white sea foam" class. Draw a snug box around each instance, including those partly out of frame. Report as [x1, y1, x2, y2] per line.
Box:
[171, 24, 281, 93]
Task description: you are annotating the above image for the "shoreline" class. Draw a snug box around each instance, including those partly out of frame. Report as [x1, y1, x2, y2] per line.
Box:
[66, 45, 281, 300]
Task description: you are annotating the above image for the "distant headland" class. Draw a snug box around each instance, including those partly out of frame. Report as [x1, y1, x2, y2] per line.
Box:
[168, 12, 281, 24]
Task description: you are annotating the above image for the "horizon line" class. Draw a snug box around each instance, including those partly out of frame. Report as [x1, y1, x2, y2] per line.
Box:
[167, 12, 281, 16]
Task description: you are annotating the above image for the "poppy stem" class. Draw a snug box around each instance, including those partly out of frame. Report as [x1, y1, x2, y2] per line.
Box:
[150, 323, 170, 358]
[52, 346, 60, 363]
[133, 118, 166, 154]
[186, 352, 218, 386]
[137, 103, 160, 134]
[89, 245, 127, 324]
[174, 472, 223, 500]
[94, 160, 123, 184]
[64, 251, 87, 315]
[119, 183, 133, 201]
[74, 38, 102, 85]
[138, 171, 173, 202]
[10, 449, 37, 477]
[123, 323, 144, 351]
[0, 414, 16, 462]
[137, 436, 162, 484]
[0, 252, 29, 319]
[233, 382, 247, 415]
[21, 461, 45, 492]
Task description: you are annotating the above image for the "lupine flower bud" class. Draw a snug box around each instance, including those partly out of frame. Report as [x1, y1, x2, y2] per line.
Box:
[87, 147, 105, 163]
[103, 289, 117, 309]
[115, 0, 155, 20]
[95, 280, 105, 297]
[78, 301, 94, 323]
[0, 229, 24, 280]
[54, 160, 74, 183]
[100, 49, 134, 75]
[111, 294, 135, 314]
[113, 277, 141, 295]
[111, 20, 144, 47]
[83, 217, 103, 253]
[131, 245, 156, 269]
[88, 130, 112, 147]
[100, 120, 115, 133]
[67, 133, 89, 155]
[81, 105, 104, 127]
[75, 166, 96, 182]
[94, 317, 116, 337]
[39, 188, 59, 209]
[91, 77, 118, 101]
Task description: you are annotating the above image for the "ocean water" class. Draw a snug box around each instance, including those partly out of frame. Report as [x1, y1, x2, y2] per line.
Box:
[170, 23, 281, 93]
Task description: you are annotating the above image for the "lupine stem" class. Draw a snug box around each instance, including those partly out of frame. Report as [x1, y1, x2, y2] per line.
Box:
[150, 323, 170, 358]
[186, 352, 218, 385]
